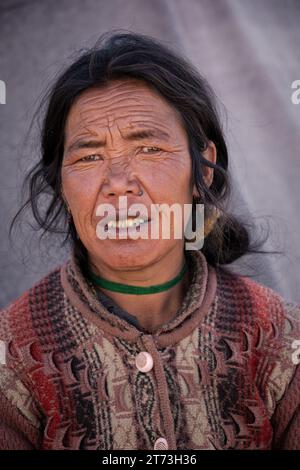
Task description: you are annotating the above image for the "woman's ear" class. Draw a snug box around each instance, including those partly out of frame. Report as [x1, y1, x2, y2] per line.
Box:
[192, 141, 217, 199]
[201, 140, 217, 188]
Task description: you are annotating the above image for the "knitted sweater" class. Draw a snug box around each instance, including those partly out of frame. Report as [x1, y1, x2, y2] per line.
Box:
[0, 250, 300, 450]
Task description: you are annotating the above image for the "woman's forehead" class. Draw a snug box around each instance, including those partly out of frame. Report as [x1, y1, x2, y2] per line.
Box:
[65, 79, 184, 134]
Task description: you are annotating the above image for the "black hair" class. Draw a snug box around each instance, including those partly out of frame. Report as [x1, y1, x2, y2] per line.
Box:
[10, 30, 271, 268]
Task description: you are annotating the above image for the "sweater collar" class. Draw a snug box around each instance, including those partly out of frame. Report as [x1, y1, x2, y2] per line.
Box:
[60, 249, 217, 347]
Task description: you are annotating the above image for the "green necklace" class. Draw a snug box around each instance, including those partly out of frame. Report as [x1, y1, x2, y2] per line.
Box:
[87, 262, 188, 295]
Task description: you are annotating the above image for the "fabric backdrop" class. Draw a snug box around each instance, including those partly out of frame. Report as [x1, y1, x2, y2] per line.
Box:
[0, 0, 299, 309]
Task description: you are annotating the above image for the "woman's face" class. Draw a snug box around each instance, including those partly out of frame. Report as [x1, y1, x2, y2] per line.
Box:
[61, 78, 215, 272]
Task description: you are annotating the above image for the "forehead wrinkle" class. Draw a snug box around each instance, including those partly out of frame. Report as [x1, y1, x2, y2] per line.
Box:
[69, 111, 177, 139]
[75, 110, 179, 133]
[66, 83, 185, 144]
[66, 119, 98, 141]
[75, 88, 156, 113]
[78, 103, 171, 123]
[73, 107, 163, 135]
[106, 116, 118, 144]
[73, 86, 178, 120]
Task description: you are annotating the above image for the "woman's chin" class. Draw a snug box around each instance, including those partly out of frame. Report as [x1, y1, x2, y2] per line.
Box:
[91, 240, 168, 271]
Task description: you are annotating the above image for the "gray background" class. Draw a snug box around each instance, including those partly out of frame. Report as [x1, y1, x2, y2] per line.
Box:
[0, 0, 299, 309]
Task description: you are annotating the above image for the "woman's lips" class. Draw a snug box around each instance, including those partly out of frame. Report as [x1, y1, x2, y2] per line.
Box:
[104, 218, 151, 233]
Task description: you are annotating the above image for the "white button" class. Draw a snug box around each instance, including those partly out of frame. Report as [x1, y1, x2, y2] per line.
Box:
[135, 351, 153, 372]
[154, 437, 168, 450]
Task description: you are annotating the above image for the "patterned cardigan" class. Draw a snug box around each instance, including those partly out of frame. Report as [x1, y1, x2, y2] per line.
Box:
[0, 249, 300, 450]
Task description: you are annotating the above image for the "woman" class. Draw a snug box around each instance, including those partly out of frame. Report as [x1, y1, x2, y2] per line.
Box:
[1, 31, 299, 450]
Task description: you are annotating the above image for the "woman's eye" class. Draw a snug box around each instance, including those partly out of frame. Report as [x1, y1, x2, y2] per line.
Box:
[80, 154, 103, 162]
[141, 146, 162, 153]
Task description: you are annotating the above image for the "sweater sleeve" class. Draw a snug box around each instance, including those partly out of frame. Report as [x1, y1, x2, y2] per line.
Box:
[0, 356, 43, 450]
[265, 300, 300, 449]
[0, 389, 40, 449]
[0, 298, 44, 450]
[271, 361, 300, 449]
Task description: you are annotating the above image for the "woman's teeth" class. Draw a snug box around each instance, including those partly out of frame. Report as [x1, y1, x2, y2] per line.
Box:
[107, 217, 148, 229]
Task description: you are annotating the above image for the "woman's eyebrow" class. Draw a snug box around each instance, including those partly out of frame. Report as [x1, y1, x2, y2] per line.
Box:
[124, 129, 171, 141]
[66, 128, 171, 154]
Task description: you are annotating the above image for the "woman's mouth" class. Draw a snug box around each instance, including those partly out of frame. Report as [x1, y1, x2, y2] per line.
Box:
[104, 216, 150, 232]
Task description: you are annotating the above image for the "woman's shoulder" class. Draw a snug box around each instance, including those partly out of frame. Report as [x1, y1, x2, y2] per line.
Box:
[213, 265, 300, 430]
[212, 264, 300, 366]
[214, 264, 300, 327]
[0, 263, 65, 345]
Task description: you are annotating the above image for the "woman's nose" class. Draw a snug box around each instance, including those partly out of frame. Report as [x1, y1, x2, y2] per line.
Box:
[101, 172, 141, 198]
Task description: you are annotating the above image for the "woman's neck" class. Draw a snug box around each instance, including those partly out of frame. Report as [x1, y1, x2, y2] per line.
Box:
[87, 250, 191, 332]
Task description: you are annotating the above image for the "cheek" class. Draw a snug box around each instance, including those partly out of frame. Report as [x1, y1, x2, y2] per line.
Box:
[61, 168, 101, 216]
[137, 159, 192, 201]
